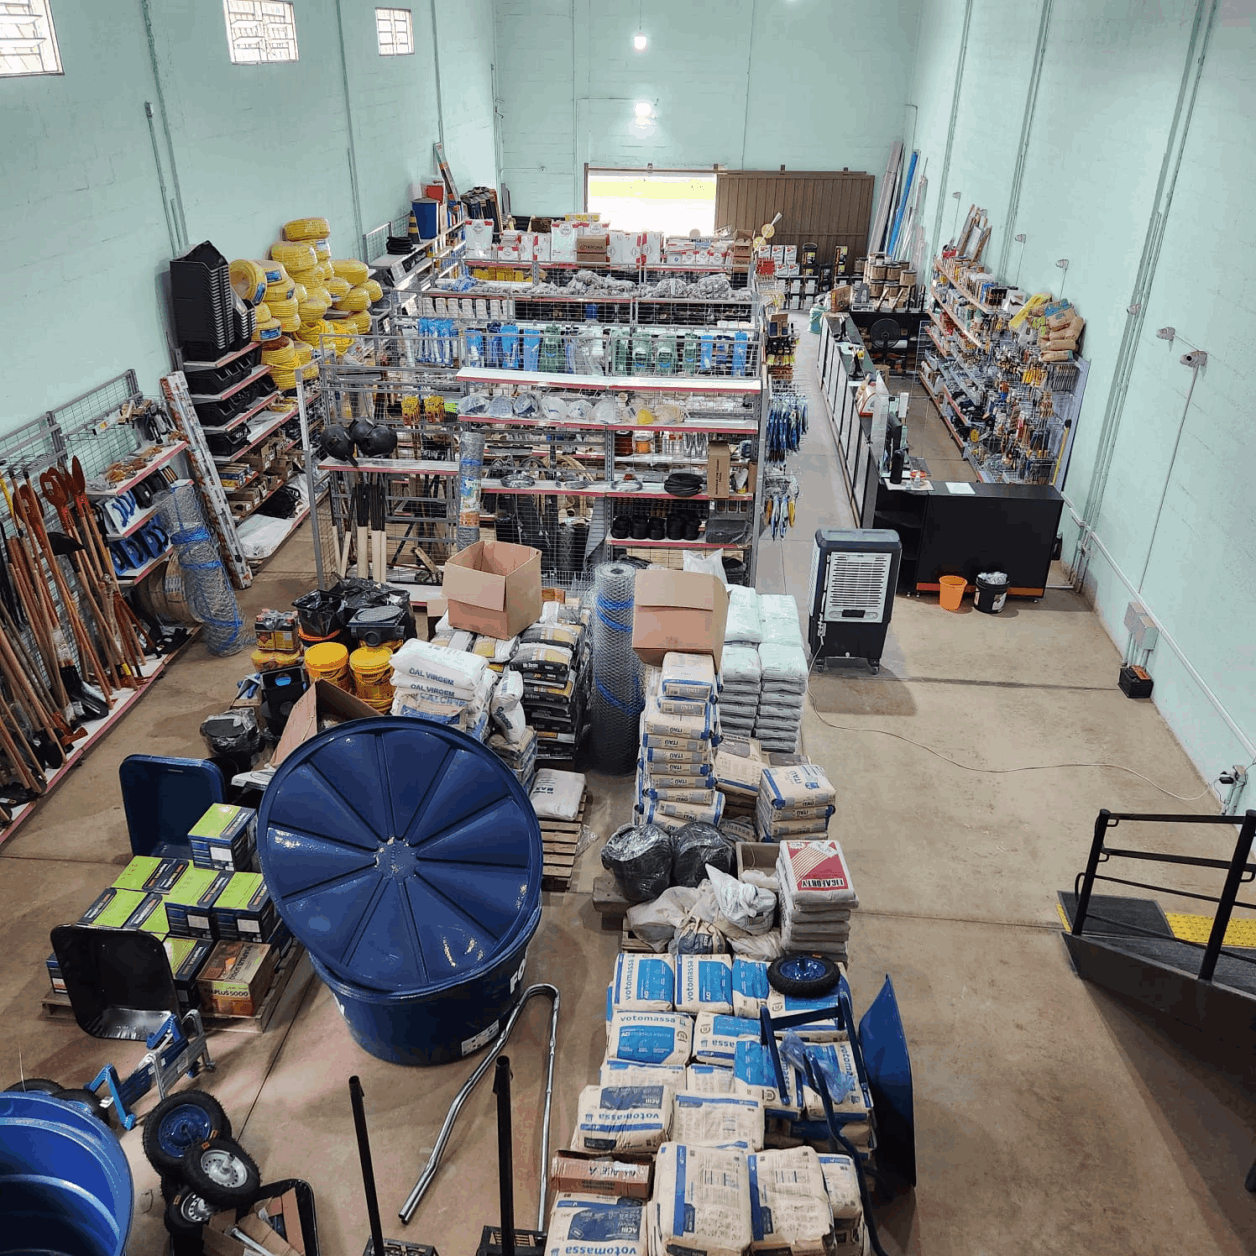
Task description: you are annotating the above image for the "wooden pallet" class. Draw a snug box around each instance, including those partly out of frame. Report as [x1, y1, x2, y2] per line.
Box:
[620, 921, 652, 953]
[541, 792, 587, 891]
[41, 945, 313, 1037]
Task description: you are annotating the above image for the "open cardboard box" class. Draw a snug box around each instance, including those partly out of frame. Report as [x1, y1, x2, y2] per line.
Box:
[632, 570, 728, 669]
[550, 1149, 654, 1200]
[270, 680, 378, 769]
[443, 540, 541, 639]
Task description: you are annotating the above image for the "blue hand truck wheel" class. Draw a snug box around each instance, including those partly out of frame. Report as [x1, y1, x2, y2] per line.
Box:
[142, 1091, 232, 1177]
[767, 953, 842, 998]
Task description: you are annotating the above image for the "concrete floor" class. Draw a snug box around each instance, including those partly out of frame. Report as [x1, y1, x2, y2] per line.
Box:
[2, 326, 1254, 1254]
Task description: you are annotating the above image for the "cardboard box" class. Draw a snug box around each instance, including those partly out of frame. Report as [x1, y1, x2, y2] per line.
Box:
[211, 871, 279, 942]
[707, 442, 731, 499]
[165, 867, 233, 939]
[79, 887, 147, 929]
[189, 804, 256, 872]
[124, 891, 170, 937]
[197, 940, 279, 1018]
[443, 540, 542, 639]
[550, 1150, 654, 1200]
[270, 680, 379, 769]
[112, 855, 190, 894]
[551, 221, 578, 261]
[736, 841, 779, 883]
[166, 935, 214, 1006]
[632, 570, 728, 669]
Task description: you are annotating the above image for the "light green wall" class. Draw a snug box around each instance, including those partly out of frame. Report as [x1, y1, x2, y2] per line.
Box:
[493, 0, 923, 215]
[906, 0, 1255, 801]
[0, 0, 497, 428]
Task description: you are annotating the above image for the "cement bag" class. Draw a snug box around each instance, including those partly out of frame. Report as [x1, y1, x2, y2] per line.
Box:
[572, 1083, 673, 1152]
[390, 638, 487, 690]
[764, 991, 847, 1041]
[776, 839, 858, 907]
[600, 1058, 686, 1089]
[723, 587, 762, 645]
[601, 823, 675, 904]
[530, 769, 586, 820]
[626, 886, 699, 950]
[732, 1041, 803, 1118]
[686, 1063, 734, 1094]
[660, 652, 717, 702]
[817, 1155, 864, 1250]
[800, 1041, 868, 1120]
[674, 953, 733, 1015]
[731, 959, 770, 1019]
[606, 1011, 693, 1067]
[683, 547, 728, 586]
[643, 693, 717, 740]
[612, 952, 676, 1012]
[546, 1194, 647, 1256]
[673, 822, 735, 887]
[672, 1091, 764, 1150]
[756, 643, 808, 690]
[746, 1147, 833, 1256]
[724, 929, 785, 962]
[759, 765, 837, 810]
[651, 1143, 752, 1256]
[707, 865, 775, 935]
[643, 796, 725, 833]
[757, 594, 804, 646]
[692, 1012, 760, 1065]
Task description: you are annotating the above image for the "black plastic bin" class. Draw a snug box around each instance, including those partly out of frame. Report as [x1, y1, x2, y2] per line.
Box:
[975, 571, 1009, 615]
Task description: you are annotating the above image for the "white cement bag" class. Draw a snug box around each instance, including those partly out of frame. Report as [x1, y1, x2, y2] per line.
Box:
[674, 953, 734, 1016]
[801, 1041, 868, 1120]
[707, 866, 775, 935]
[692, 1012, 760, 1065]
[757, 595, 804, 646]
[651, 1143, 752, 1256]
[686, 1064, 734, 1094]
[764, 991, 847, 1041]
[531, 769, 586, 820]
[746, 1148, 833, 1256]
[390, 638, 488, 689]
[732, 1041, 804, 1118]
[600, 1059, 686, 1089]
[777, 839, 858, 908]
[660, 652, 717, 702]
[641, 794, 724, 828]
[731, 959, 770, 1019]
[723, 588, 763, 645]
[759, 765, 837, 810]
[817, 1155, 864, 1250]
[626, 886, 700, 950]
[643, 694, 717, 740]
[607, 1011, 693, 1067]
[672, 1092, 764, 1151]
[756, 644, 808, 689]
[572, 1083, 673, 1152]
[546, 1194, 647, 1256]
[612, 953, 676, 1011]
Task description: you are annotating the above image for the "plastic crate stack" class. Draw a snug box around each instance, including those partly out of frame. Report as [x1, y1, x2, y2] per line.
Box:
[720, 586, 764, 739]
[171, 241, 253, 361]
[755, 593, 808, 753]
[634, 654, 723, 831]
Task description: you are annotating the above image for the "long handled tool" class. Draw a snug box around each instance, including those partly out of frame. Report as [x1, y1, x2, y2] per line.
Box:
[371, 477, 387, 581]
[356, 478, 370, 580]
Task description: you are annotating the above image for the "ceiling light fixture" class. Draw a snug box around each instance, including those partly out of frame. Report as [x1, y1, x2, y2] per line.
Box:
[634, 100, 653, 119]
[633, 31, 648, 51]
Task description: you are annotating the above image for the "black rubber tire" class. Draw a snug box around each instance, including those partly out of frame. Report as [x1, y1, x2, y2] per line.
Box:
[52, 1087, 110, 1124]
[4, 1077, 61, 1094]
[143, 1091, 232, 1177]
[170, 1233, 206, 1256]
[767, 953, 843, 999]
[161, 1175, 183, 1204]
[180, 1135, 261, 1209]
[164, 1190, 218, 1237]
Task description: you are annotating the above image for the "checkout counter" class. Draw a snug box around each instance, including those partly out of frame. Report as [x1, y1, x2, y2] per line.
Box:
[817, 312, 1063, 597]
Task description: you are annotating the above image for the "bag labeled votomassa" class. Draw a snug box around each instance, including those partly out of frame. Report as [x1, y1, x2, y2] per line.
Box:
[600, 1058, 686, 1089]
[572, 1084, 674, 1153]
[674, 953, 734, 1015]
[612, 952, 676, 1012]
[650, 1143, 752, 1256]
[546, 1194, 647, 1256]
[692, 1012, 760, 1065]
[607, 1010, 693, 1067]
[746, 1147, 834, 1256]
[671, 1091, 764, 1150]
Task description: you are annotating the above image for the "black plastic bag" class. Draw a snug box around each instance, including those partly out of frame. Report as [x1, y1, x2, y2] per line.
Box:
[291, 588, 343, 638]
[673, 821, 736, 888]
[601, 822, 675, 904]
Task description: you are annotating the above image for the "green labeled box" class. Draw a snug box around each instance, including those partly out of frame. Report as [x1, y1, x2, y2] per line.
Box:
[165, 867, 233, 939]
[188, 804, 256, 872]
[122, 891, 169, 937]
[79, 888, 147, 929]
[112, 856, 190, 895]
[210, 872, 278, 942]
[164, 935, 214, 1007]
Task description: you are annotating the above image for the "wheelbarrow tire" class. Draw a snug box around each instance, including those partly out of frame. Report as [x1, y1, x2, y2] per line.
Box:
[164, 1189, 219, 1237]
[52, 1086, 110, 1125]
[181, 1135, 261, 1209]
[767, 954, 842, 999]
[144, 1091, 232, 1177]
[4, 1077, 61, 1094]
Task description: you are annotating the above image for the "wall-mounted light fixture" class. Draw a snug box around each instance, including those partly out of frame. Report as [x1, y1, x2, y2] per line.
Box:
[634, 100, 653, 119]
[633, 31, 648, 51]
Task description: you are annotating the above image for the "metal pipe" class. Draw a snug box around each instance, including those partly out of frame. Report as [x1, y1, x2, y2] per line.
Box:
[536, 982, 559, 1228]
[349, 1076, 387, 1256]
[399, 982, 560, 1226]
[1199, 811, 1256, 983]
[494, 1057, 516, 1256]
[1071, 809, 1111, 936]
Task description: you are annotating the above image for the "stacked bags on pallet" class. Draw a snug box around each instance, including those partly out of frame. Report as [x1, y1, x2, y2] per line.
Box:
[755, 594, 808, 753]
[720, 586, 764, 739]
[514, 607, 589, 769]
[635, 653, 723, 831]
[777, 836, 859, 965]
[388, 638, 494, 738]
[756, 763, 836, 841]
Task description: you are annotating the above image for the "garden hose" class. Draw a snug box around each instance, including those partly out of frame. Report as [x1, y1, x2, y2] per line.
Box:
[288, 267, 319, 289]
[259, 260, 284, 284]
[262, 336, 297, 368]
[314, 242, 331, 263]
[255, 301, 271, 323]
[332, 258, 369, 285]
[265, 273, 296, 303]
[268, 296, 298, 324]
[277, 311, 301, 332]
[326, 275, 351, 300]
[271, 240, 317, 271]
[283, 216, 330, 241]
[229, 259, 267, 306]
[335, 286, 370, 313]
[348, 310, 371, 335]
[292, 342, 313, 366]
[298, 295, 329, 322]
[296, 319, 331, 346]
[299, 361, 320, 382]
[309, 284, 333, 306]
[270, 366, 298, 390]
[315, 261, 333, 283]
[364, 278, 383, 303]
[252, 317, 282, 342]
[291, 283, 308, 303]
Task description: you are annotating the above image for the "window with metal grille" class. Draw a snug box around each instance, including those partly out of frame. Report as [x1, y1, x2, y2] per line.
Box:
[223, 0, 298, 65]
[376, 7, 413, 56]
[0, 0, 63, 77]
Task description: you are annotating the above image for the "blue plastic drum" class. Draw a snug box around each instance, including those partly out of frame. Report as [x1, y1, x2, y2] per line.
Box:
[258, 717, 544, 1065]
[0, 1091, 133, 1256]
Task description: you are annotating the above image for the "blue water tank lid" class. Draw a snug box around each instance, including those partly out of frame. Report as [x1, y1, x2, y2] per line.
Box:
[257, 717, 543, 995]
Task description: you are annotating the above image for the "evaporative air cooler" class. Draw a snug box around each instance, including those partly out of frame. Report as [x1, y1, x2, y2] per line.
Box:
[807, 528, 901, 674]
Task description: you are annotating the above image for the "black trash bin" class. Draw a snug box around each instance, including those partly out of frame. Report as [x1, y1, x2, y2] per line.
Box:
[975, 571, 1009, 615]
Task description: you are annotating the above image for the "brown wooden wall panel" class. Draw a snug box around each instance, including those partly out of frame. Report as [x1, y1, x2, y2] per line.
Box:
[715, 170, 874, 269]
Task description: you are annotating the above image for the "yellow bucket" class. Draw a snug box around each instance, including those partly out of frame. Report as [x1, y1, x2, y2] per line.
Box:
[350, 645, 395, 709]
[305, 641, 351, 690]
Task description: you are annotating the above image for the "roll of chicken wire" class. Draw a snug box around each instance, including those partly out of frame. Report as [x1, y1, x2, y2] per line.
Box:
[154, 481, 246, 656]
[455, 429, 485, 551]
[590, 562, 643, 773]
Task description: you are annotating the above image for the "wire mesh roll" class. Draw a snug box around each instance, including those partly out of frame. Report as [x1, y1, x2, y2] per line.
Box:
[590, 562, 643, 774]
[455, 429, 485, 550]
[154, 481, 246, 656]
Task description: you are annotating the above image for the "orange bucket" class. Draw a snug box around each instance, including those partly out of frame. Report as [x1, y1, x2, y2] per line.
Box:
[938, 574, 967, 611]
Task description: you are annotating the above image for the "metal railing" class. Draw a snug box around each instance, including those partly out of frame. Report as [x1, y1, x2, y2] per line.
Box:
[1071, 808, 1256, 984]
